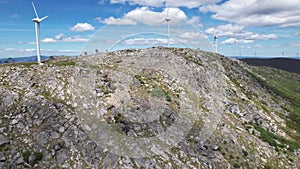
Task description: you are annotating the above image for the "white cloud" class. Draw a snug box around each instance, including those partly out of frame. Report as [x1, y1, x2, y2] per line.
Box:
[2, 48, 35, 52]
[108, 0, 220, 8]
[41, 34, 89, 43]
[289, 42, 300, 47]
[122, 38, 168, 45]
[294, 32, 300, 36]
[98, 0, 106, 5]
[222, 38, 254, 45]
[179, 32, 207, 40]
[28, 42, 36, 45]
[41, 38, 56, 43]
[3, 48, 16, 52]
[247, 34, 277, 40]
[205, 24, 278, 43]
[69, 23, 95, 32]
[55, 33, 65, 40]
[187, 16, 202, 27]
[205, 24, 244, 37]
[10, 13, 19, 19]
[24, 48, 35, 52]
[62, 36, 89, 42]
[96, 7, 198, 26]
[165, 0, 220, 8]
[98, 16, 138, 25]
[200, 0, 300, 27]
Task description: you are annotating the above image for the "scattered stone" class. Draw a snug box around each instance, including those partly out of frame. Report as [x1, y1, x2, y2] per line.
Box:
[0, 135, 9, 147]
[211, 145, 219, 151]
[0, 152, 6, 162]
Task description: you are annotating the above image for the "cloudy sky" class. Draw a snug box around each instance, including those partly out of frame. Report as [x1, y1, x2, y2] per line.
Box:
[1, 0, 300, 58]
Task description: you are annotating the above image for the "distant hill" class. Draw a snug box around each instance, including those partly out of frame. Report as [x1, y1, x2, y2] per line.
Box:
[240, 58, 300, 74]
[0, 56, 49, 64]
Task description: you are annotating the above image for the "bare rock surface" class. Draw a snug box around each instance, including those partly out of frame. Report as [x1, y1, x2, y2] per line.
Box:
[0, 47, 299, 168]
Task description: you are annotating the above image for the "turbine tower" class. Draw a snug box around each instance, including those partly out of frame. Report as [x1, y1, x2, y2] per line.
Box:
[31, 1, 48, 64]
[161, 8, 171, 47]
[213, 33, 218, 53]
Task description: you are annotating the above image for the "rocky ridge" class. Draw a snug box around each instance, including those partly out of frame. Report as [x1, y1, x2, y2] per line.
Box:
[0, 47, 299, 168]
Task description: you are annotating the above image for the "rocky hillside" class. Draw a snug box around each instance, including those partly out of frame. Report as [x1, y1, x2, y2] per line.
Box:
[0, 47, 299, 169]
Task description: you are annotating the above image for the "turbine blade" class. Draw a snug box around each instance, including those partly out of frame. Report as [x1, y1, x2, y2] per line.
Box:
[39, 15, 48, 22]
[160, 19, 167, 24]
[32, 1, 39, 18]
[167, 8, 169, 18]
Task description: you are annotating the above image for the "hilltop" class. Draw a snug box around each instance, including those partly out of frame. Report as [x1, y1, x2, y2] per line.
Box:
[0, 47, 299, 168]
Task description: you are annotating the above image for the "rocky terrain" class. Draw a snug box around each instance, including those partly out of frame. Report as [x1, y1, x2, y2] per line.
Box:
[0, 47, 299, 168]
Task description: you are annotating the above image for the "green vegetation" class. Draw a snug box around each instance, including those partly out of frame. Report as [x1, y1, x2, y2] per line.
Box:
[151, 88, 172, 102]
[134, 74, 145, 84]
[254, 125, 300, 152]
[50, 60, 76, 66]
[264, 165, 272, 169]
[151, 89, 166, 98]
[170, 48, 203, 66]
[22, 151, 31, 163]
[182, 55, 203, 66]
[251, 67, 300, 141]
[242, 149, 248, 157]
[233, 162, 241, 168]
[22, 151, 43, 166]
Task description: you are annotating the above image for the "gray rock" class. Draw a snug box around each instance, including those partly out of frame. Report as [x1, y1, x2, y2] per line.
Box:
[16, 157, 24, 165]
[0, 152, 6, 162]
[0, 135, 9, 146]
[11, 119, 19, 125]
[54, 144, 61, 151]
[56, 150, 68, 164]
[211, 145, 219, 151]
[58, 126, 65, 133]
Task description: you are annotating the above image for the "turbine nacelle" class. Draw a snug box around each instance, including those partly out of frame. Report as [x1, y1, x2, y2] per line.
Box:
[32, 15, 49, 23]
[213, 34, 219, 53]
[213, 34, 218, 44]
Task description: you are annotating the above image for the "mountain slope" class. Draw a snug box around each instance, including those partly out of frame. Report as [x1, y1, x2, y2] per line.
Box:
[0, 47, 299, 168]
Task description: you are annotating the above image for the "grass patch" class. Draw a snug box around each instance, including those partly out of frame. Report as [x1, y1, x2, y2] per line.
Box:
[254, 125, 300, 152]
[22, 151, 31, 163]
[242, 149, 248, 157]
[23, 151, 44, 165]
[151, 88, 172, 102]
[50, 60, 76, 66]
[233, 162, 241, 168]
[249, 67, 300, 141]
[134, 74, 145, 84]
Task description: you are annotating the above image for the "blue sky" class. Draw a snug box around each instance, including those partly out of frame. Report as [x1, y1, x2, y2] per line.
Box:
[1, 0, 300, 58]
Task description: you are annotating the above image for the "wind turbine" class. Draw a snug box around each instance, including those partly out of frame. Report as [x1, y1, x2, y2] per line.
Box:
[161, 8, 171, 47]
[213, 33, 218, 53]
[31, 1, 48, 64]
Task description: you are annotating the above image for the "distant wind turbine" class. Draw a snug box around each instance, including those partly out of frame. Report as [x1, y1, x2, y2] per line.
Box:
[213, 33, 218, 53]
[32, 1, 48, 64]
[161, 8, 171, 47]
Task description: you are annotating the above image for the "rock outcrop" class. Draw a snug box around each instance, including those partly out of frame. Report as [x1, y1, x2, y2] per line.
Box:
[0, 47, 299, 168]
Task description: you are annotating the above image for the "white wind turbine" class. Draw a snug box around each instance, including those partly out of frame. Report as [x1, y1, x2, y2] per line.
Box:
[213, 33, 218, 53]
[32, 1, 48, 64]
[161, 8, 171, 47]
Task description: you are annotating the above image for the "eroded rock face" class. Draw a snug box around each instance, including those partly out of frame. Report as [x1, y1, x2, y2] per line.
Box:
[0, 47, 299, 168]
